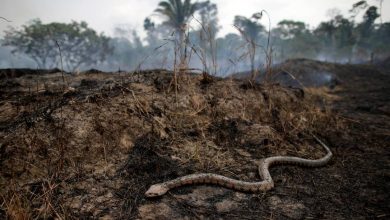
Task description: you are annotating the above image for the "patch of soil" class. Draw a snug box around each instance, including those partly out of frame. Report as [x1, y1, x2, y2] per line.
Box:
[0, 68, 63, 79]
[0, 60, 389, 219]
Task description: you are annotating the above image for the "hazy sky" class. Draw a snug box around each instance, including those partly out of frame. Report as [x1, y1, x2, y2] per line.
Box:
[1, 0, 389, 38]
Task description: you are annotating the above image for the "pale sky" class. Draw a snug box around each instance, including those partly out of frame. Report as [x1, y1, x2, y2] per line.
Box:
[0, 0, 389, 38]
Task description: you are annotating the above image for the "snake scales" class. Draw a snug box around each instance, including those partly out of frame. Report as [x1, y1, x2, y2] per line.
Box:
[145, 136, 332, 197]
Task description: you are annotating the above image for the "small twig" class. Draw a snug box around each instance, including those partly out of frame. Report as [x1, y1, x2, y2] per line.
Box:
[0, 17, 12, 22]
[280, 69, 306, 88]
[130, 90, 149, 117]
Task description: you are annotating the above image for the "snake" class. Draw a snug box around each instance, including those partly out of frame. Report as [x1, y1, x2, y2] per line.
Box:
[145, 136, 332, 197]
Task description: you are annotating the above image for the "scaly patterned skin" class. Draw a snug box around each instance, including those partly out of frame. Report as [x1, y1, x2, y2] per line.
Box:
[145, 136, 332, 197]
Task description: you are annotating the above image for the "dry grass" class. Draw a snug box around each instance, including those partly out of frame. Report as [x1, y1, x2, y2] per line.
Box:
[1, 189, 31, 220]
[0, 67, 348, 219]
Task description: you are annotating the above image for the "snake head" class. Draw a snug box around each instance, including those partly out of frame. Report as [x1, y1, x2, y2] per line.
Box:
[145, 184, 169, 197]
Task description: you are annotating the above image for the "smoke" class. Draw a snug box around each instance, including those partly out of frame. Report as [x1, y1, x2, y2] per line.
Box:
[0, 46, 36, 68]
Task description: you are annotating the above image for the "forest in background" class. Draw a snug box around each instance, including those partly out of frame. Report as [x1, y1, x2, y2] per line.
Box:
[0, 0, 389, 76]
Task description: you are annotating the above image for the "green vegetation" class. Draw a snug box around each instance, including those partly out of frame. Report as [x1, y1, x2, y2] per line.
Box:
[2, 19, 112, 71]
[0, 0, 389, 73]
[153, 0, 208, 64]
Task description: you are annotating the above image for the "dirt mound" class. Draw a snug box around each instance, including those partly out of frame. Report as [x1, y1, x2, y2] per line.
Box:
[0, 66, 389, 219]
[0, 68, 63, 79]
[377, 56, 390, 72]
[232, 59, 340, 88]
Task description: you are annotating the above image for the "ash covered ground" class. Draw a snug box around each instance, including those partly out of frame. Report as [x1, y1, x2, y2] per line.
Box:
[0, 59, 389, 219]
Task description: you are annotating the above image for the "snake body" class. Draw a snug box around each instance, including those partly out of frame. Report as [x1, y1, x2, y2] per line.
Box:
[145, 136, 332, 197]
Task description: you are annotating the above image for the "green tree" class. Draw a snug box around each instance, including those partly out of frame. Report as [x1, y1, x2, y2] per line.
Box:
[349, 1, 381, 61]
[215, 33, 244, 75]
[197, 0, 219, 43]
[143, 18, 158, 46]
[314, 15, 355, 62]
[370, 22, 390, 58]
[155, 0, 206, 30]
[277, 20, 307, 39]
[233, 15, 265, 74]
[233, 15, 265, 43]
[274, 20, 319, 60]
[333, 16, 355, 61]
[315, 21, 336, 43]
[154, 0, 207, 63]
[357, 6, 379, 45]
[195, 1, 219, 74]
[3, 19, 112, 71]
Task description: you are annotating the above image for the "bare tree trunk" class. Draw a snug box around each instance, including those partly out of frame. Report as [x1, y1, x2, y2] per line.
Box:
[178, 29, 184, 64]
[250, 41, 256, 81]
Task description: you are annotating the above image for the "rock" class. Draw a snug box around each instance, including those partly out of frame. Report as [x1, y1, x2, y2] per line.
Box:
[119, 133, 134, 151]
[235, 149, 252, 158]
[268, 196, 307, 219]
[138, 203, 181, 220]
[215, 200, 239, 213]
[99, 215, 114, 220]
[68, 196, 82, 209]
[233, 192, 248, 201]
[173, 186, 227, 208]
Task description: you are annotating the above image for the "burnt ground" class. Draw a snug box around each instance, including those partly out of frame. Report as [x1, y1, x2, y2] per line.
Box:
[0, 59, 389, 219]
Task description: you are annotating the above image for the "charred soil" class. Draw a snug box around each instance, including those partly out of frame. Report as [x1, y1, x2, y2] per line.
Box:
[0, 59, 389, 219]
